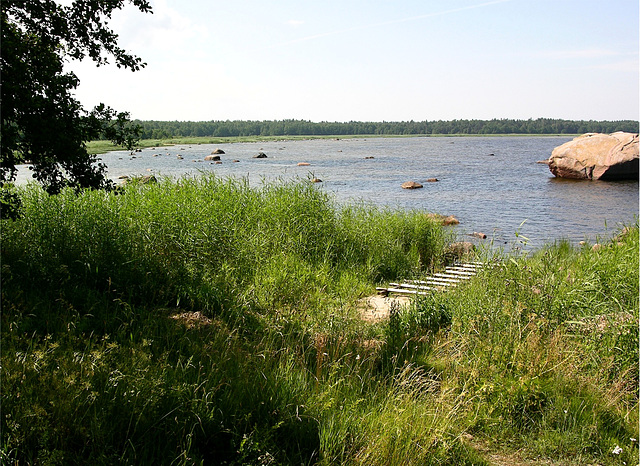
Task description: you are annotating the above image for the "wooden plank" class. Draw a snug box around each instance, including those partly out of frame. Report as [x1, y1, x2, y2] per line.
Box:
[389, 283, 439, 291]
[384, 287, 430, 296]
[449, 265, 480, 272]
[381, 261, 487, 296]
[408, 278, 459, 285]
[443, 269, 476, 276]
[446, 267, 477, 274]
[433, 272, 471, 280]
[407, 277, 460, 286]
[390, 282, 447, 291]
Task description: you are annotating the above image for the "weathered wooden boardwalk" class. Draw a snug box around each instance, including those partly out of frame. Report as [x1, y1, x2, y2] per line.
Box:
[376, 262, 484, 296]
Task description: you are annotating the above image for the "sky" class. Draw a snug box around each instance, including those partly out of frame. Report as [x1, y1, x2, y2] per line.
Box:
[65, 0, 639, 122]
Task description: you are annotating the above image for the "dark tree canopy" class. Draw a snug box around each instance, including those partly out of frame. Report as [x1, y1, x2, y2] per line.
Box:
[1, 0, 152, 194]
[135, 118, 640, 140]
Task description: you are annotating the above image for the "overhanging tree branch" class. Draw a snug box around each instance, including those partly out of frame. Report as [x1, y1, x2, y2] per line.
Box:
[1, 0, 152, 194]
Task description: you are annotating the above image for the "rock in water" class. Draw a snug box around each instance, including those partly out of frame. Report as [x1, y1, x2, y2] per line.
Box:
[548, 132, 639, 180]
[425, 213, 459, 226]
[401, 181, 423, 189]
[442, 215, 459, 226]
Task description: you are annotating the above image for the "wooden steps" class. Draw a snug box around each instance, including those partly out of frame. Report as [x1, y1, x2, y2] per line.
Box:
[377, 262, 484, 296]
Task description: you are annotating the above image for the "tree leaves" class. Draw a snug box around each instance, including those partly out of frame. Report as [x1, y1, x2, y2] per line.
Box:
[0, 0, 151, 193]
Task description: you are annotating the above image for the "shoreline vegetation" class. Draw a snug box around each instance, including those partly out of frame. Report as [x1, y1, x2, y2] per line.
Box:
[86, 117, 639, 155]
[87, 133, 580, 155]
[2, 175, 638, 464]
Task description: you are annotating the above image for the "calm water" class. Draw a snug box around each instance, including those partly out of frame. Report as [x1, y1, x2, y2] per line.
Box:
[17, 136, 639, 248]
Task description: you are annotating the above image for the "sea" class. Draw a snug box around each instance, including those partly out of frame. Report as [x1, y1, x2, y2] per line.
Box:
[15, 136, 639, 249]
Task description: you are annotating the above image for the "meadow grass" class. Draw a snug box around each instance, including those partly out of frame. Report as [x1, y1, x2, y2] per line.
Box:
[1, 175, 637, 465]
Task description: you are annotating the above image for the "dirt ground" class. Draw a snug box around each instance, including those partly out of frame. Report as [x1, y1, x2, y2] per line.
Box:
[357, 294, 411, 322]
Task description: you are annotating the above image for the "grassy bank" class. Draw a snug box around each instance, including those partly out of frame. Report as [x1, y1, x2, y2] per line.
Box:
[1, 176, 637, 465]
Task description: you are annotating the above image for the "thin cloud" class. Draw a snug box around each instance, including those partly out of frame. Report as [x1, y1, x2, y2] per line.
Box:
[264, 0, 512, 49]
[539, 48, 633, 60]
[561, 58, 640, 73]
[287, 19, 305, 27]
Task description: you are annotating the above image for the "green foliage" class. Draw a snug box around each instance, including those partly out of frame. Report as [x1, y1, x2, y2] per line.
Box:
[134, 118, 640, 140]
[1, 179, 637, 464]
[1, 176, 445, 324]
[440, 225, 639, 462]
[0, 183, 22, 220]
[383, 295, 452, 370]
[1, 0, 149, 193]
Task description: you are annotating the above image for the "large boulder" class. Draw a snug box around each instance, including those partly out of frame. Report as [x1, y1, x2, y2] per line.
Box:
[548, 132, 639, 180]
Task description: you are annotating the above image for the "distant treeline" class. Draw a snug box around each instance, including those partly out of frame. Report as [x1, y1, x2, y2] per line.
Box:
[134, 118, 639, 140]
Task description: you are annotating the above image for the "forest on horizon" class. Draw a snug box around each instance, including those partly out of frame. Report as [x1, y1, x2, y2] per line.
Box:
[134, 118, 639, 140]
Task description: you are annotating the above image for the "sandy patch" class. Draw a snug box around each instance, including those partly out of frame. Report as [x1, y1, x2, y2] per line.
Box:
[358, 295, 411, 322]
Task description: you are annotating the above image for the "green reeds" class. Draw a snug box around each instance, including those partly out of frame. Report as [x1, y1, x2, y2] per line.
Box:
[1, 176, 637, 465]
[1, 175, 451, 464]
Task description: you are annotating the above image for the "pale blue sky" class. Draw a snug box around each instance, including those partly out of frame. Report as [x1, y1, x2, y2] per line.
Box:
[67, 0, 639, 122]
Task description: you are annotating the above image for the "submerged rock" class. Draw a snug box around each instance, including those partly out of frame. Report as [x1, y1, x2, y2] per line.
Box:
[253, 152, 268, 159]
[204, 155, 221, 161]
[548, 132, 639, 180]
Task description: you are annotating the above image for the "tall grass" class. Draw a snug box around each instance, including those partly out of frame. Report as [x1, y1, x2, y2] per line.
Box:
[1, 176, 637, 465]
[2, 175, 445, 320]
[1, 175, 453, 464]
[434, 229, 639, 463]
